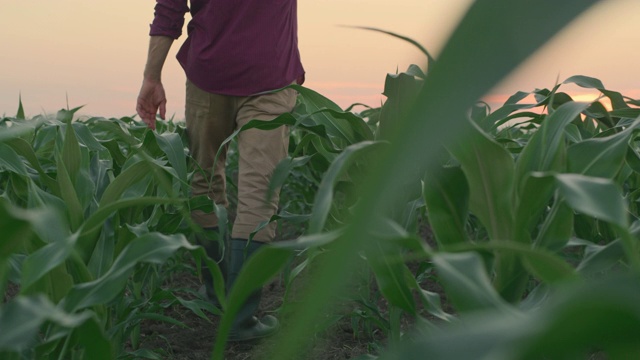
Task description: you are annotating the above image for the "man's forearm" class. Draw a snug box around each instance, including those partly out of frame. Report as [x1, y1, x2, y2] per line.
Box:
[143, 36, 174, 82]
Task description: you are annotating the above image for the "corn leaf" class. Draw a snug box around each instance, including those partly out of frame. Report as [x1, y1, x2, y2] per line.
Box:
[55, 153, 83, 231]
[21, 218, 75, 290]
[16, 95, 25, 120]
[76, 196, 182, 261]
[515, 101, 589, 184]
[98, 160, 154, 206]
[5, 137, 59, 193]
[567, 118, 640, 177]
[564, 75, 629, 110]
[377, 275, 640, 360]
[0, 201, 33, 260]
[0, 143, 28, 176]
[534, 200, 574, 251]
[0, 295, 93, 352]
[447, 120, 515, 241]
[367, 241, 416, 315]
[61, 122, 82, 184]
[68, 316, 113, 360]
[555, 174, 627, 228]
[86, 229, 114, 279]
[154, 132, 188, 191]
[64, 233, 195, 312]
[308, 141, 386, 233]
[72, 122, 108, 152]
[274, 229, 343, 251]
[268, 155, 312, 202]
[576, 239, 626, 276]
[423, 166, 470, 248]
[514, 172, 555, 235]
[291, 84, 358, 146]
[432, 252, 510, 313]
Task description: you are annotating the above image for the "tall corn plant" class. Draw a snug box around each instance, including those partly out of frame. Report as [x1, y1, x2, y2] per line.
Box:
[0, 108, 220, 359]
[427, 79, 640, 300]
[210, 0, 640, 359]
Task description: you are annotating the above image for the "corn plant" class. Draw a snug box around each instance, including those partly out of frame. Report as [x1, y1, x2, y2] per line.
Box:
[211, 0, 640, 359]
[0, 107, 222, 359]
[4, 0, 640, 359]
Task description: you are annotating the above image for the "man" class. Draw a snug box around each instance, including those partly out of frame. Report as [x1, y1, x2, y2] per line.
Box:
[136, 0, 304, 341]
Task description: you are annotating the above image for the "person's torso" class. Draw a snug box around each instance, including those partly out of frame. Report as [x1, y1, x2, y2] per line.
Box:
[179, 0, 304, 96]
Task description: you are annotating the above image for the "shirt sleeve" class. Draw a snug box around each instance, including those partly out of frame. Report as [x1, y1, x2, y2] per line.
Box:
[149, 0, 189, 39]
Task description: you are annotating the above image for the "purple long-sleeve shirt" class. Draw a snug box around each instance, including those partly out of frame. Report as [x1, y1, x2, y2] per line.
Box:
[150, 0, 305, 96]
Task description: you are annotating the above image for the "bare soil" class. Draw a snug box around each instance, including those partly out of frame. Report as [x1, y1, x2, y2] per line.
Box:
[134, 222, 442, 360]
[135, 268, 387, 360]
[2, 282, 19, 303]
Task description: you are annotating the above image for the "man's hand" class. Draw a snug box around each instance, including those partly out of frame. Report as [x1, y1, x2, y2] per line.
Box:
[137, 36, 174, 130]
[137, 78, 167, 130]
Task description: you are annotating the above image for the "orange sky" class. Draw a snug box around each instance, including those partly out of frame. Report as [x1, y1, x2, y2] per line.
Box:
[1, 0, 639, 118]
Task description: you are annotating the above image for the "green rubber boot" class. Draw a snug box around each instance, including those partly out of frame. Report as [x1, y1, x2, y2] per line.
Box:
[197, 227, 228, 306]
[227, 239, 279, 342]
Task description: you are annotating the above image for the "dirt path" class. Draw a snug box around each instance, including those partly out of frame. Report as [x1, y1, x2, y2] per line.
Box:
[138, 222, 439, 359]
[137, 267, 379, 360]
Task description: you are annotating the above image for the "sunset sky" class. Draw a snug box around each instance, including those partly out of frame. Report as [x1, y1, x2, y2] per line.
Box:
[2, 0, 639, 119]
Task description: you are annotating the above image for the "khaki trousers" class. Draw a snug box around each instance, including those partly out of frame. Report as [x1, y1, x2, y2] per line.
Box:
[185, 80, 296, 242]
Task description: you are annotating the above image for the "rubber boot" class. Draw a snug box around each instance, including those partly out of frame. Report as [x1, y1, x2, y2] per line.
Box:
[227, 238, 279, 342]
[197, 227, 228, 306]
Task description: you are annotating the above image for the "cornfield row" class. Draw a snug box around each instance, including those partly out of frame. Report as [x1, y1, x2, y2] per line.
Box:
[3, 0, 640, 359]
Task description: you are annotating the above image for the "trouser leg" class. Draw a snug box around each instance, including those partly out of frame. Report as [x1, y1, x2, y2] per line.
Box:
[185, 79, 238, 303]
[231, 88, 297, 242]
[227, 88, 296, 341]
[185, 79, 236, 229]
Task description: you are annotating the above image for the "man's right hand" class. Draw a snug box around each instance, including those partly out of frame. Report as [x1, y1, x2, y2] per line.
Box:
[136, 78, 167, 131]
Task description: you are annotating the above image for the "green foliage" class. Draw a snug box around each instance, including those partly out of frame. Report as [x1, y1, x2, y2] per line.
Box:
[0, 109, 218, 358]
[4, 1, 640, 359]
[256, 0, 640, 359]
